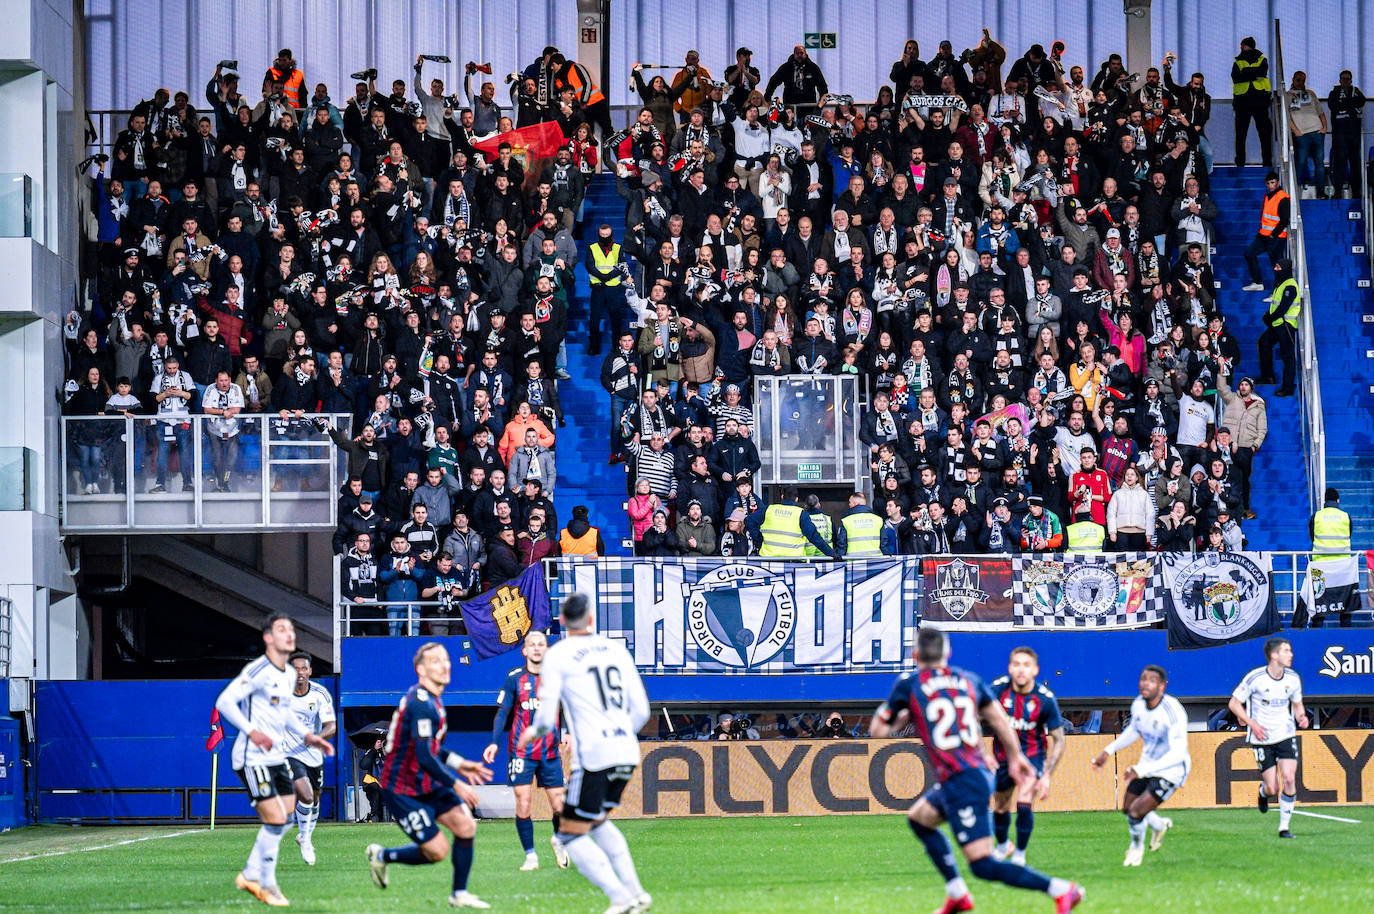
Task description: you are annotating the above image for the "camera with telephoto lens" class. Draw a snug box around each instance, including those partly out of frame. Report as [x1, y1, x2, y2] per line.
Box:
[825, 714, 847, 735]
[729, 716, 752, 735]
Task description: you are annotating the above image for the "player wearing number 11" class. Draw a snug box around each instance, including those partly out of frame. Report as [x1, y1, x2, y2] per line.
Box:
[518, 593, 652, 914]
[870, 627, 1084, 914]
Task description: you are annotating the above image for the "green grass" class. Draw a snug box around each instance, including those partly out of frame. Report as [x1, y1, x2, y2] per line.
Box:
[2, 808, 1372, 912]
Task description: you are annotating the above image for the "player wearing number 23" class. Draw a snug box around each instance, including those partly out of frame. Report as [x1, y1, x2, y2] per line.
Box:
[870, 628, 1084, 914]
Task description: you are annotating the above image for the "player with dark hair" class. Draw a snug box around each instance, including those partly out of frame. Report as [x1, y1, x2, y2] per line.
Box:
[518, 594, 652, 914]
[483, 630, 571, 870]
[990, 647, 1065, 866]
[1228, 636, 1308, 837]
[366, 642, 495, 909]
[870, 627, 1084, 914]
[1092, 665, 1191, 865]
[282, 650, 336, 866]
[214, 615, 335, 907]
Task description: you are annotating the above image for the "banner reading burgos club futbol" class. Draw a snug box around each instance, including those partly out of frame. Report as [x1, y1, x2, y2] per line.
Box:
[555, 558, 921, 673]
[590, 731, 1374, 819]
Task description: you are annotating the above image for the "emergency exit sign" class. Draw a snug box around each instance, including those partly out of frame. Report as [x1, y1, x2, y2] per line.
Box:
[797, 463, 823, 481]
[803, 32, 837, 49]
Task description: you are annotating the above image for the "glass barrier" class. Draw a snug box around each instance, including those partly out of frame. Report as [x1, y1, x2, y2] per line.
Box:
[753, 374, 861, 486]
[0, 173, 33, 237]
[0, 447, 36, 510]
[60, 413, 350, 531]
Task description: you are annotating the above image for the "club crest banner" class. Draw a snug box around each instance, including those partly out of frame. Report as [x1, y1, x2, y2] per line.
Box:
[921, 557, 1015, 631]
[553, 558, 920, 674]
[1012, 553, 1163, 629]
[1161, 551, 1279, 649]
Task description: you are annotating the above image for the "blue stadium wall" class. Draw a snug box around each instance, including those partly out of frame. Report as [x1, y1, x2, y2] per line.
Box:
[28, 629, 1374, 822]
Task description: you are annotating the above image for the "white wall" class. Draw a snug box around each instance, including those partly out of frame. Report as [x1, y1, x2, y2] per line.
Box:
[85, 1, 1373, 114]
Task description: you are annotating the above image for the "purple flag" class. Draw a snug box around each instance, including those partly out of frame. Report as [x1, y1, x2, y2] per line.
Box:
[462, 565, 553, 659]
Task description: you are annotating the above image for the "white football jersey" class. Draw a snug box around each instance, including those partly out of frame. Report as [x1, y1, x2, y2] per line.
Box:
[280, 681, 337, 767]
[533, 633, 649, 772]
[1232, 667, 1302, 745]
[215, 655, 306, 769]
[1106, 693, 1191, 785]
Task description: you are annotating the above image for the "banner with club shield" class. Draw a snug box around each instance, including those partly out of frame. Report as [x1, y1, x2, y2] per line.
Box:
[1161, 551, 1280, 649]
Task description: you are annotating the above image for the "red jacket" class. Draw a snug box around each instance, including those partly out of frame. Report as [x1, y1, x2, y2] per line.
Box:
[1070, 468, 1112, 526]
[199, 296, 252, 357]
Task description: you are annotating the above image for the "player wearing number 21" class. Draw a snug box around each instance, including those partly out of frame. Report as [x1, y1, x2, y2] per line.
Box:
[518, 594, 652, 914]
[366, 642, 495, 909]
[870, 627, 1084, 914]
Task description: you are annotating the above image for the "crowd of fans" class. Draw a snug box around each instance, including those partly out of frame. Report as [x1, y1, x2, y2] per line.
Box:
[66, 33, 1345, 593]
[598, 37, 1316, 557]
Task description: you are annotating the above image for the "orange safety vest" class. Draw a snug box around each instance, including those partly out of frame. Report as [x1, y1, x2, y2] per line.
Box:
[1259, 189, 1289, 238]
[559, 526, 600, 555]
[562, 63, 605, 107]
[270, 67, 306, 108]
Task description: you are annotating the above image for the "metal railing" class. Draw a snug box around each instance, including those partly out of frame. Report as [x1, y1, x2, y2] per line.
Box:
[60, 412, 351, 532]
[1272, 20, 1327, 511]
[334, 551, 1372, 643]
[0, 596, 11, 678]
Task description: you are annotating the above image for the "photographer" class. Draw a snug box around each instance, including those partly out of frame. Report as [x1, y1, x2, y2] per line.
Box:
[821, 711, 854, 738]
[710, 712, 758, 741]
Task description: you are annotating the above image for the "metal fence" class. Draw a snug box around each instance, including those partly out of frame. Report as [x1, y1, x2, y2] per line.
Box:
[60, 412, 351, 532]
[1272, 21, 1328, 512]
[0, 597, 11, 678]
[333, 551, 1373, 643]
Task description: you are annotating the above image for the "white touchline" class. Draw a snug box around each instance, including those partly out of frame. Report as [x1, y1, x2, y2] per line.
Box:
[1291, 810, 1361, 824]
[0, 828, 204, 863]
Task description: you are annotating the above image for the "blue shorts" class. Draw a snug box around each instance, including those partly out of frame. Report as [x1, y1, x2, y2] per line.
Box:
[925, 767, 996, 846]
[508, 755, 565, 788]
[994, 755, 1045, 793]
[381, 787, 464, 844]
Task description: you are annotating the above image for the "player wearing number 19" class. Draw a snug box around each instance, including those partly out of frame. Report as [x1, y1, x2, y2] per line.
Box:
[518, 593, 653, 914]
[483, 631, 572, 871]
[869, 627, 1085, 914]
[365, 642, 496, 909]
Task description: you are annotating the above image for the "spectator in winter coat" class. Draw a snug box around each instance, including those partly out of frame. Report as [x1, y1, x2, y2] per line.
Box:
[412, 467, 454, 531]
[639, 509, 683, 556]
[378, 533, 423, 636]
[485, 525, 523, 587]
[627, 478, 663, 552]
[334, 493, 383, 555]
[516, 513, 560, 567]
[675, 501, 717, 556]
[498, 402, 555, 465]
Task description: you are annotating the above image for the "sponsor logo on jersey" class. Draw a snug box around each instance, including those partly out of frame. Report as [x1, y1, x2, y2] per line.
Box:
[684, 564, 795, 668]
[930, 559, 988, 621]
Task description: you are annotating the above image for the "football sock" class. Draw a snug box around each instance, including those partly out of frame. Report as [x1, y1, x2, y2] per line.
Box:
[451, 837, 474, 893]
[551, 812, 562, 842]
[969, 855, 1052, 892]
[1143, 810, 1168, 832]
[1015, 803, 1034, 851]
[1127, 815, 1147, 850]
[1047, 877, 1073, 897]
[591, 820, 644, 897]
[244, 832, 265, 882]
[256, 823, 287, 888]
[516, 816, 536, 854]
[993, 810, 1012, 844]
[908, 818, 960, 884]
[560, 833, 633, 905]
[1279, 793, 1296, 831]
[295, 802, 317, 840]
[382, 843, 428, 865]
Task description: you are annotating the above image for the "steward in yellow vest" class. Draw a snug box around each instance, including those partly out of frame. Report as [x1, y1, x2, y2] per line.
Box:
[837, 492, 886, 557]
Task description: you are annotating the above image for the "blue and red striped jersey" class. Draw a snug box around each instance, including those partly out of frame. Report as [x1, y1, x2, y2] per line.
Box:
[989, 675, 1063, 764]
[379, 684, 455, 796]
[492, 667, 559, 760]
[883, 665, 995, 783]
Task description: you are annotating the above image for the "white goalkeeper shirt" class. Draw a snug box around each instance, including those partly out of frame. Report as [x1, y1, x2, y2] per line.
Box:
[1104, 693, 1191, 785]
[215, 654, 310, 769]
[1232, 666, 1302, 745]
[532, 632, 649, 772]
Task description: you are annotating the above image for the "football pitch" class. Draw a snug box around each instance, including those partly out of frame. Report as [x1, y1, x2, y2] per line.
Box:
[2, 809, 1372, 912]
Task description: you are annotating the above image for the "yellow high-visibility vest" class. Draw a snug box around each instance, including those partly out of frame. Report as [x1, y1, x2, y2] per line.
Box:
[840, 512, 884, 557]
[1266, 278, 1300, 329]
[804, 512, 834, 556]
[1232, 54, 1272, 96]
[588, 242, 622, 286]
[1312, 507, 1351, 558]
[758, 505, 806, 557]
[1066, 521, 1106, 553]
